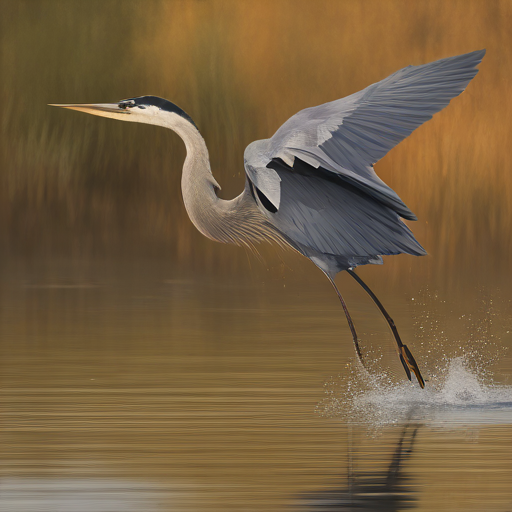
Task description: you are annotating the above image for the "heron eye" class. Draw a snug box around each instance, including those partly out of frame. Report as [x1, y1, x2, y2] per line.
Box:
[119, 100, 136, 109]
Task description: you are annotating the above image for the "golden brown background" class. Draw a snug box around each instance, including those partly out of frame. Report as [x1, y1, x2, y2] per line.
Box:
[1, 0, 511, 283]
[1, 2, 512, 511]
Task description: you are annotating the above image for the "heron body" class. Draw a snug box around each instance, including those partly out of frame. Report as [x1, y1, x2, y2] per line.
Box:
[51, 50, 485, 388]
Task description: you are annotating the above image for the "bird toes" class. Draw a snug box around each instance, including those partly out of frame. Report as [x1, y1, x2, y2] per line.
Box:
[400, 345, 425, 389]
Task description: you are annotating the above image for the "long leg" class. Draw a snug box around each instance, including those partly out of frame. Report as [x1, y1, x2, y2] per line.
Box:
[347, 269, 425, 388]
[323, 272, 366, 369]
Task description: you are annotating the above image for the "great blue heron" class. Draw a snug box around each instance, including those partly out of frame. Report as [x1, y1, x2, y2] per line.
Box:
[50, 49, 485, 388]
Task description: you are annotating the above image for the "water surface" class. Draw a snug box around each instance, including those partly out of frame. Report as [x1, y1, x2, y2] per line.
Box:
[1, 259, 512, 511]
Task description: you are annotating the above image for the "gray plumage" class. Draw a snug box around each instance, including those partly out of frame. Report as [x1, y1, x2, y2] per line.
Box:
[50, 49, 485, 388]
[244, 49, 484, 275]
[264, 158, 426, 276]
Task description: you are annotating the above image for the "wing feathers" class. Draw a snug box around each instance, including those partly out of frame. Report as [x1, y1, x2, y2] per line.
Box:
[269, 166, 426, 261]
[243, 50, 484, 265]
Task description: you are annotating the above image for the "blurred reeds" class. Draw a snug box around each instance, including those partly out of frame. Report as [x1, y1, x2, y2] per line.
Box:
[1, 0, 511, 280]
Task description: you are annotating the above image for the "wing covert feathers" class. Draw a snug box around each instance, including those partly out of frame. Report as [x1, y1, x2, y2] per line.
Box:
[244, 50, 485, 221]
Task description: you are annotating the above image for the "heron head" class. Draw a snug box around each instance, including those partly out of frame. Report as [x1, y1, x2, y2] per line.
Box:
[49, 95, 197, 130]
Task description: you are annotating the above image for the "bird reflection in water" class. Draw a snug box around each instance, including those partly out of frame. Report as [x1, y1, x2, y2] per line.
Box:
[301, 423, 420, 511]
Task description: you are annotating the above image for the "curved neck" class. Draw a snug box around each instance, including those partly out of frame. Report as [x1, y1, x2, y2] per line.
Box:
[159, 114, 273, 246]
[170, 117, 220, 223]
[171, 117, 227, 242]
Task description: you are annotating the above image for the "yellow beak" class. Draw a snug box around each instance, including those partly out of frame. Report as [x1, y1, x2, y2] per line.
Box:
[48, 103, 130, 119]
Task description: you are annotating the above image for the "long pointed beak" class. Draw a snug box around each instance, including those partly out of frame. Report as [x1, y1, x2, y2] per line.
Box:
[48, 103, 130, 118]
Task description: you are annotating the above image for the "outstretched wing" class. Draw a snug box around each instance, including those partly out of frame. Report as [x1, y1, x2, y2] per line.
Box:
[244, 49, 485, 219]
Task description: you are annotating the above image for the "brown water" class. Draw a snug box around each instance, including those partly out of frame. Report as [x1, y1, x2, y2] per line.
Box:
[2, 1, 512, 511]
[1, 258, 511, 511]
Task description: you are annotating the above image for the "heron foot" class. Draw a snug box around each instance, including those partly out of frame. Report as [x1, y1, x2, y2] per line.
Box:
[399, 345, 425, 389]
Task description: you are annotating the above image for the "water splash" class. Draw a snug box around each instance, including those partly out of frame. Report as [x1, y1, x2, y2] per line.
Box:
[320, 356, 512, 428]
[319, 288, 512, 428]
